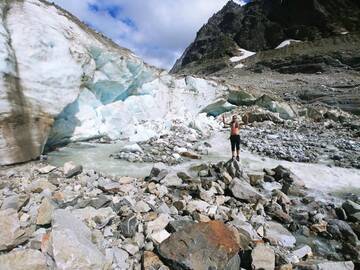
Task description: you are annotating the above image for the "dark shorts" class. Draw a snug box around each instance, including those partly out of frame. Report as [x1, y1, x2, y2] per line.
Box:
[230, 135, 240, 151]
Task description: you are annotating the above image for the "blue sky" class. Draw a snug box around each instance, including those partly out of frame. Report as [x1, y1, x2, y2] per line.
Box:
[50, 0, 248, 69]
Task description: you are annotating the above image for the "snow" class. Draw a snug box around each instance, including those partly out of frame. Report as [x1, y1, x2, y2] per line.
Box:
[275, 39, 301, 49]
[230, 48, 256, 63]
[234, 63, 245, 69]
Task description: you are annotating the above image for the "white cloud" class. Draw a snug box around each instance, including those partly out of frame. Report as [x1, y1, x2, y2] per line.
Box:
[50, 0, 248, 69]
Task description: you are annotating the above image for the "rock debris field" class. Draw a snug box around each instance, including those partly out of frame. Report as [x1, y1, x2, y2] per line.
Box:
[0, 157, 359, 270]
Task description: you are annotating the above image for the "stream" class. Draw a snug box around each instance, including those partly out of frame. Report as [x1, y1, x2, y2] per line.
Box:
[48, 132, 360, 197]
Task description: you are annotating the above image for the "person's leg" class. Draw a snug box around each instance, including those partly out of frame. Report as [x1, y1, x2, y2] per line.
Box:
[230, 136, 236, 159]
[236, 136, 240, 161]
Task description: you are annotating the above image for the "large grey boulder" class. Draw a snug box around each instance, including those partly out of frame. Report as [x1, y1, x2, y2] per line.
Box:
[229, 178, 265, 203]
[52, 209, 108, 270]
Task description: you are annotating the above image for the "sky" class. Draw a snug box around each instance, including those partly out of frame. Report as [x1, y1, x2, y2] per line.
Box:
[50, 0, 249, 70]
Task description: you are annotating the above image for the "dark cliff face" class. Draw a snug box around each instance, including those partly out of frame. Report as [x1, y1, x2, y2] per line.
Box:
[171, 0, 360, 73]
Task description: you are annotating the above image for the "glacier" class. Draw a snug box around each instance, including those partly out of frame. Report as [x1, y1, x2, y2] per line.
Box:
[0, 0, 229, 165]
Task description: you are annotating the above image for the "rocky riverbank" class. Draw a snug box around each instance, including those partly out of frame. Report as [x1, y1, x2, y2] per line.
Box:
[0, 158, 359, 270]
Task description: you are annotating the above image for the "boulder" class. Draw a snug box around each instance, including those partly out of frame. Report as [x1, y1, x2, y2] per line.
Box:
[342, 200, 360, 216]
[52, 209, 107, 270]
[228, 89, 256, 106]
[229, 178, 265, 203]
[0, 249, 47, 270]
[158, 221, 240, 270]
[245, 109, 283, 124]
[200, 98, 236, 117]
[0, 209, 27, 251]
[63, 161, 83, 178]
[255, 95, 296, 120]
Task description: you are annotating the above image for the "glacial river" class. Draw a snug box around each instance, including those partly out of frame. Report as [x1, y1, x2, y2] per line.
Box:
[48, 132, 360, 197]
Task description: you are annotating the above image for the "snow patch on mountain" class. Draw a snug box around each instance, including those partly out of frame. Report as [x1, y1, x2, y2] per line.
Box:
[230, 48, 256, 62]
[275, 39, 301, 49]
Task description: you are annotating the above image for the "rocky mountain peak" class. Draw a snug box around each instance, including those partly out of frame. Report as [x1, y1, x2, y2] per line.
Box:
[171, 0, 360, 73]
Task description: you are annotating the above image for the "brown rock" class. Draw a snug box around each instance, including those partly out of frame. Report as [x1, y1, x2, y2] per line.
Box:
[180, 151, 201, 160]
[159, 221, 240, 270]
[143, 251, 169, 270]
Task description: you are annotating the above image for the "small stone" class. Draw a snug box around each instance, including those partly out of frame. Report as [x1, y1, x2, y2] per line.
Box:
[122, 242, 139, 256]
[37, 165, 57, 174]
[251, 243, 275, 270]
[146, 213, 170, 235]
[310, 220, 328, 233]
[135, 201, 151, 213]
[119, 215, 138, 238]
[150, 229, 171, 245]
[143, 251, 169, 270]
[248, 172, 264, 186]
[98, 178, 121, 193]
[36, 198, 55, 225]
[180, 151, 201, 159]
[63, 161, 83, 178]
[264, 222, 296, 248]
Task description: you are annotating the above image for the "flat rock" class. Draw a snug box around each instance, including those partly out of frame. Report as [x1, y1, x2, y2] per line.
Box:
[0, 209, 27, 251]
[150, 229, 171, 245]
[0, 249, 47, 270]
[1, 194, 29, 211]
[158, 221, 240, 270]
[37, 165, 57, 174]
[229, 178, 265, 203]
[52, 209, 107, 270]
[264, 221, 296, 248]
[251, 243, 275, 270]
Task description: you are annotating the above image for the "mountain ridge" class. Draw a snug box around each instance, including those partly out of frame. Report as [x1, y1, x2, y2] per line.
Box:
[171, 0, 360, 73]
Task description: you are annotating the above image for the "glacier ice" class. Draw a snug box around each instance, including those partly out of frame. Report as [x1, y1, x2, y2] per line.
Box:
[0, 0, 230, 165]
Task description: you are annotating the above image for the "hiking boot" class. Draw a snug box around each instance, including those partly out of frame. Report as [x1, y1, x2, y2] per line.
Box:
[236, 156, 240, 161]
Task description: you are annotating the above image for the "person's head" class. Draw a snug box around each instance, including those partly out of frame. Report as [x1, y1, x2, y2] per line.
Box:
[232, 115, 238, 122]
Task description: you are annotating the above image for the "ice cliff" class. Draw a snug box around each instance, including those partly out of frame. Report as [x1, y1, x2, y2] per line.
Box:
[0, 0, 229, 165]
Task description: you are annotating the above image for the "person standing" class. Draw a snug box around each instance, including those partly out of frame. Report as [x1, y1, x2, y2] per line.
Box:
[222, 114, 247, 161]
